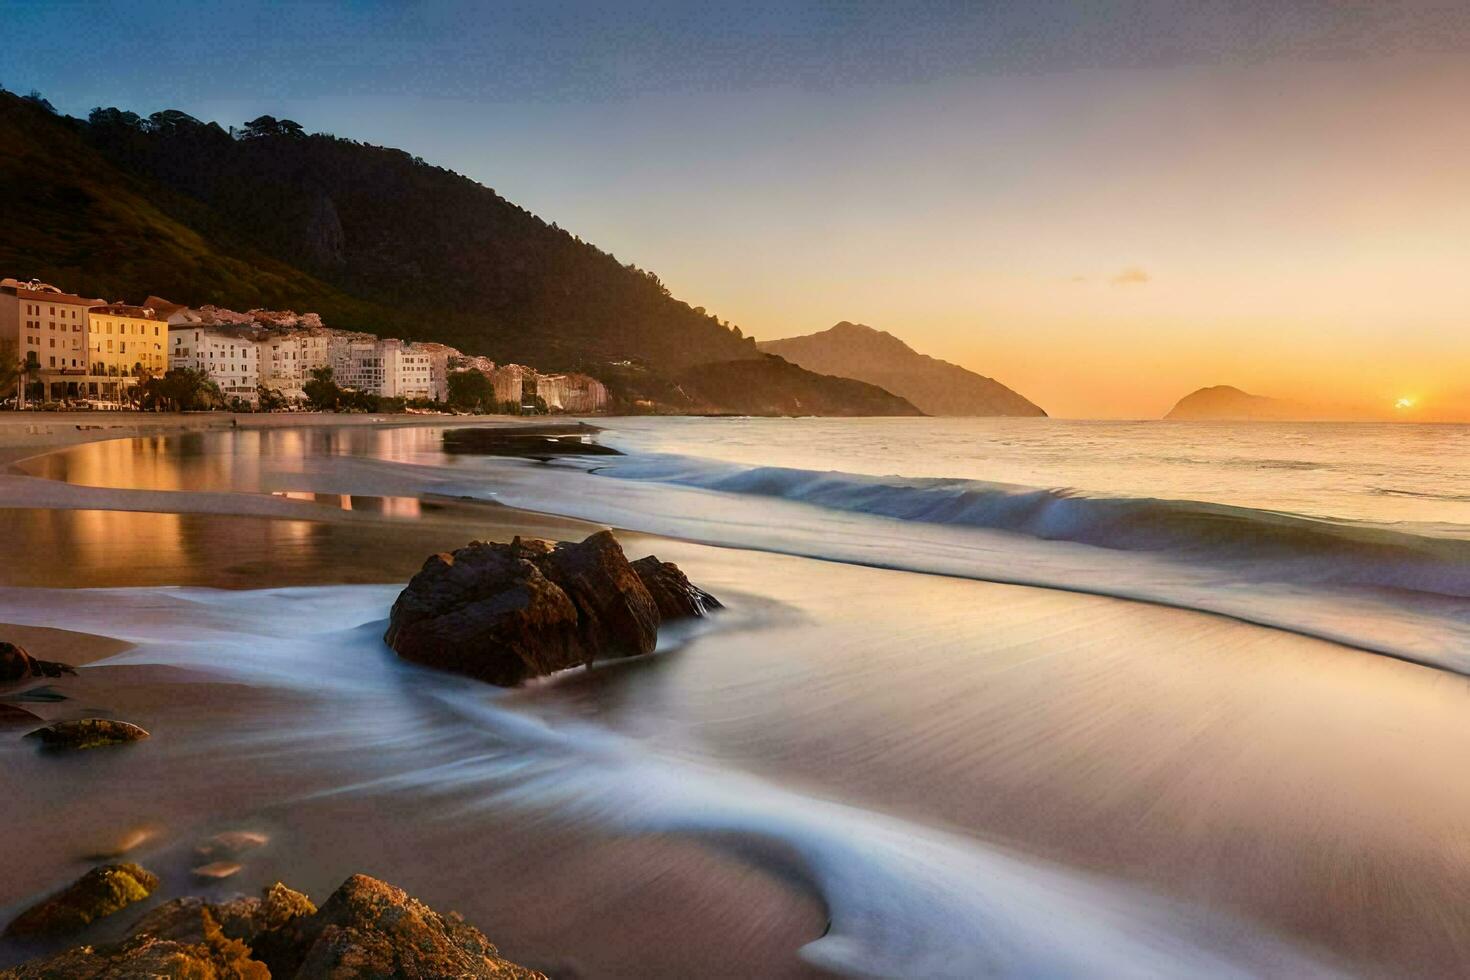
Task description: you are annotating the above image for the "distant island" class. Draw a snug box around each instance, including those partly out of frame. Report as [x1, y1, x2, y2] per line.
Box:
[1165, 385, 1335, 421]
[758, 321, 1045, 417]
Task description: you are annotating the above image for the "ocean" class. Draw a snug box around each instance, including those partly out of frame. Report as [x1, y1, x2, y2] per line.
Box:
[5, 416, 1470, 976]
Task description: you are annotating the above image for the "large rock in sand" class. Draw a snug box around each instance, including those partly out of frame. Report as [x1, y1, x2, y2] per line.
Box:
[4, 863, 159, 937]
[0, 642, 75, 683]
[386, 531, 715, 686]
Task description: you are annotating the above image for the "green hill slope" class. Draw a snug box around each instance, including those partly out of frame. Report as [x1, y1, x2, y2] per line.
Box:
[2, 90, 920, 415]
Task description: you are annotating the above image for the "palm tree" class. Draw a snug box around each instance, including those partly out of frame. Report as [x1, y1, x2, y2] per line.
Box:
[0, 341, 21, 408]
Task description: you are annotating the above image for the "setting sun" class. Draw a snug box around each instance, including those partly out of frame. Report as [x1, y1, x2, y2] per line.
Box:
[1395, 397, 1416, 410]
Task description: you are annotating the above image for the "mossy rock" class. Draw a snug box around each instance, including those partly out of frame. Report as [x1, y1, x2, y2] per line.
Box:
[5, 863, 159, 937]
[24, 718, 149, 750]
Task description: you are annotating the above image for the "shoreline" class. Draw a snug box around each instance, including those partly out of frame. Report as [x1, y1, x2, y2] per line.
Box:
[0, 410, 579, 468]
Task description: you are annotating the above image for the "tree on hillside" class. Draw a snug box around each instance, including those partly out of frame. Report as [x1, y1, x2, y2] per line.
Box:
[89, 107, 144, 129]
[303, 366, 342, 411]
[240, 115, 306, 139]
[139, 368, 221, 411]
[257, 385, 289, 412]
[447, 370, 493, 412]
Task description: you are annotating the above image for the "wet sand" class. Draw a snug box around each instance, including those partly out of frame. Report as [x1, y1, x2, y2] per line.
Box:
[5, 421, 1470, 975]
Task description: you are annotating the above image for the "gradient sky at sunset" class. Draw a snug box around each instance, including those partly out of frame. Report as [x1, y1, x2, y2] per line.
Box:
[7, 1, 1470, 418]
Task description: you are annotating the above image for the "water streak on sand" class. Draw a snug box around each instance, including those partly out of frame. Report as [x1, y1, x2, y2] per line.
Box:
[0, 584, 1338, 978]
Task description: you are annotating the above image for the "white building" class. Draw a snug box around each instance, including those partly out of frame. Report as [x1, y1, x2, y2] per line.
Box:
[170, 326, 260, 404]
[381, 340, 435, 400]
[258, 333, 307, 398]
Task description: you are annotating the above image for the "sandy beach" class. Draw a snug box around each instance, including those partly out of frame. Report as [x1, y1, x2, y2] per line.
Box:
[4, 416, 1470, 976]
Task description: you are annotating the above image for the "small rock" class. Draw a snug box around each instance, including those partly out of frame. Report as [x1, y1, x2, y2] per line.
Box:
[4, 863, 159, 937]
[195, 830, 270, 859]
[0, 703, 43, 727]
[25, 718, 149, 750]
[83, 823, 159, 860]
[0, 641, 76, 683]
[192, 861, 244, 880]
[5, 684, 68, 703]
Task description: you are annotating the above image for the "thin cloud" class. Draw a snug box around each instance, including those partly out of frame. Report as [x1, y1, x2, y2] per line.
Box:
[1111, 266, 1151, 286]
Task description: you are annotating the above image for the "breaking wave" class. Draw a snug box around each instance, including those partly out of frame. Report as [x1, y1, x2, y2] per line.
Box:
[596, 454, 1470, 600]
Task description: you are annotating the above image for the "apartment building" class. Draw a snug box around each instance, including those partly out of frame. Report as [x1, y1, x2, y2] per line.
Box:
[380, 340, 436, 400]
[414, 342, 458, 402]
[258, 333, 307, 397]
[0, 278, 103, 401]
[330, 335, 385, 392]
[170, 326, 261, 403]
[88, 304, 168, 397]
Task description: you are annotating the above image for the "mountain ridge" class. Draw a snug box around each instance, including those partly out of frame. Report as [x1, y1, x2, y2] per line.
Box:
[0, 90, 916, 416]
[758, 321, 1045, 416]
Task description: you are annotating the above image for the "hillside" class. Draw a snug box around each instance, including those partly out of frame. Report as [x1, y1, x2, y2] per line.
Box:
[759, 322, 1045, 416]
[674, 356, 922, 416]
[1164, 385, 1314, 420]
[1, 90, 919, 416]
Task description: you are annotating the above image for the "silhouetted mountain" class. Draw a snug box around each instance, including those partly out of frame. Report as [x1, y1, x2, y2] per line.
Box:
[1165, 385, 1313, 420]
[674, 355, 922, 416]
[1, 90, 918, 415]
[759, 321, 1045, 416]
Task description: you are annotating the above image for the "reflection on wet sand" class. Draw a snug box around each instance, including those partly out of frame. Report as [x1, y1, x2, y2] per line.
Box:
[0, 503, 595, 590]
[16, 427, 458, 493]
[271, 492, 431, 516]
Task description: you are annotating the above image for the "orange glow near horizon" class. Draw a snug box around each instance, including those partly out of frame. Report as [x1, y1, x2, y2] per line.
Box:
[587, 55, 1470, 420]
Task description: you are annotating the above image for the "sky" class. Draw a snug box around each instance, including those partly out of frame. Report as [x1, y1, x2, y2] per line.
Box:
[6, 1, 1470, 418]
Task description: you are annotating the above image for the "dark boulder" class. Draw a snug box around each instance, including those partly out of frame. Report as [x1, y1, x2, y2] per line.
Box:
[632, 555, 723, 620]
[385, 532, 716, 687]
[24, 718, 149, 750]
[0, 642, 75, 683]
[4, 863, 159, 937]
[386, 547, 584, 687]
[542, 531, 659, 658]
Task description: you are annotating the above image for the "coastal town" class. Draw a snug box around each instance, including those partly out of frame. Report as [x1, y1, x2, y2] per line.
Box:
[0, 277, 609, 414]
